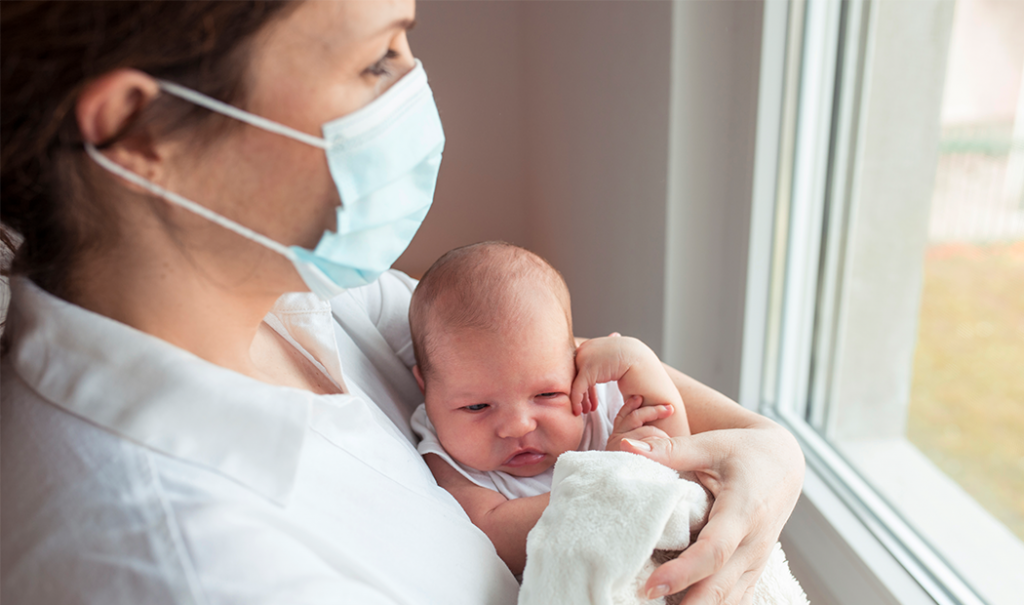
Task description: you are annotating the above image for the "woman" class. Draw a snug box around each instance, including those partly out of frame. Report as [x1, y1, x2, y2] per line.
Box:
[0, 2, 804, 604]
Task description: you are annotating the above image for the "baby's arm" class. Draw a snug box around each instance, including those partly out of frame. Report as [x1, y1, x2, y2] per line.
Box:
[423, 453, 547, 576]
[571, 336, 691, 447]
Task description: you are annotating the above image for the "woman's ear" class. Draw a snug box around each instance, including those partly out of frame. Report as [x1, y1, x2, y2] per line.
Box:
[76, 68, 163, 175]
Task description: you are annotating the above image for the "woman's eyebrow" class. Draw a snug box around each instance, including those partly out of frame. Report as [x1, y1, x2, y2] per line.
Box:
[386, 18, 416, 33]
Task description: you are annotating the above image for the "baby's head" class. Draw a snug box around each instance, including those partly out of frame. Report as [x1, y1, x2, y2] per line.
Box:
[410, 242, 585, 477]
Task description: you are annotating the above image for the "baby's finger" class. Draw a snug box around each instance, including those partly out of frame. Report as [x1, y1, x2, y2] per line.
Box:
[611, 396, 643, 430]
[634, 404, 673, 425]
[613, 395, 644, 421]
[584, 384, 599, 414]
[570, 375, 590, 415]
[615, 404, 673, 433]
[607, 331, 622, 337]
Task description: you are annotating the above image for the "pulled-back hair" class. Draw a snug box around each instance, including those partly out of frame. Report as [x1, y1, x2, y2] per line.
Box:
[0, 1, 296, 299]
[409, 241, 573, 377]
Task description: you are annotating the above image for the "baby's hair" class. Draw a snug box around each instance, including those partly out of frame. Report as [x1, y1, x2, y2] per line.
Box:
[410, 241, 573, 378]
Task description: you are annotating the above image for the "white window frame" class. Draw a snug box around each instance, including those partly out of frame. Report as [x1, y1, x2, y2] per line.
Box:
[741, 2, 991, 604]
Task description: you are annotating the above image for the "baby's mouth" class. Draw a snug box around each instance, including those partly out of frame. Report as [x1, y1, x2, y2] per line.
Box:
[503, 449, 546, 467]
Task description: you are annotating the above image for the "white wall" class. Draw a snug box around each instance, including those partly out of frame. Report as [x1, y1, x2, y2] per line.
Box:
[398, 0, 764, 399]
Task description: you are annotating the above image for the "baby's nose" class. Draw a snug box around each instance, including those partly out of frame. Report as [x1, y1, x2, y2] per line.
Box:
[497, 405, 538, 439]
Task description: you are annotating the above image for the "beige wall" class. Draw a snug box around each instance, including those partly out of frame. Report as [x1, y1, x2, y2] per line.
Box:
[395, 1, 530, 277]
[396, 1, 764, 398]
[520, 0, 674, 353]
[397, 0, 675, 350]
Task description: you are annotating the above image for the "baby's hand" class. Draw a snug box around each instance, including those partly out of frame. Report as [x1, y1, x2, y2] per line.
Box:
[605, 394, 673, 451]
[572, 332, 620, 415]
[571, 335, 654, 415]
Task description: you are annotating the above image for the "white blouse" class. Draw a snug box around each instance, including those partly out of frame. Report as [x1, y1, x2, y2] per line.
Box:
[0, 272, 519, 605]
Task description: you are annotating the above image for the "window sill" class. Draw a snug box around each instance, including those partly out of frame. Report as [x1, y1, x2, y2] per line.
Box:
[781, 460, 937, 605]
[837, 437, 1024, 605]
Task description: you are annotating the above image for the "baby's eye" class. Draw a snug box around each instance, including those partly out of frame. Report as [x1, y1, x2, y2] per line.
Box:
[463, 404, 489, 412]
[538, 392, 561, 399]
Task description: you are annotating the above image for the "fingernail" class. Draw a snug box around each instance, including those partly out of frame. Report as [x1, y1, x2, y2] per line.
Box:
[623, 438, 652, 451]
[646, 584, 671, 599]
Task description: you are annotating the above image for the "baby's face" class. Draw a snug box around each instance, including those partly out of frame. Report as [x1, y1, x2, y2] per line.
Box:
[422, 301, 584, 477]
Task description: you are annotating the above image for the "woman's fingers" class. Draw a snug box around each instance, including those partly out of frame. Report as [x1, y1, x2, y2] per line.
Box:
[619, 430, 802, 604]
[680, 547, 767, 605]
[645, 509, 747, 600]
[676, 563, 760, 605]
[735, 568, 762, 605]
[620, 433, 724, 489]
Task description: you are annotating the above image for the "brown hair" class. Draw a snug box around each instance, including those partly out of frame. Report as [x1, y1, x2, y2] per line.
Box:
[409, 241, 574, 378]
[0, 1, 297, 300]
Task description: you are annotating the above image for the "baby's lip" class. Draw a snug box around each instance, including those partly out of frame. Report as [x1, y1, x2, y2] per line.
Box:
[503, 448, 547, 468]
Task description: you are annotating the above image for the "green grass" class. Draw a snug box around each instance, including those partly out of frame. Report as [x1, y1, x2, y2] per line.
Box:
[907, 241, 1024, 541]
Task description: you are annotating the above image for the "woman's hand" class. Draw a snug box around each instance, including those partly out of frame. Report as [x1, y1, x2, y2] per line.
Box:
[622, 422, 804, 604]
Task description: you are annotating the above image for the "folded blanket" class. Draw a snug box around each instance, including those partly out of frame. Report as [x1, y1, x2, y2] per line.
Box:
[518, 451, 808, 605]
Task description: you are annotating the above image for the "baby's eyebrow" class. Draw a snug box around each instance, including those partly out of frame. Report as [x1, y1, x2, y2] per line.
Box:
[445, 392, 487, 406]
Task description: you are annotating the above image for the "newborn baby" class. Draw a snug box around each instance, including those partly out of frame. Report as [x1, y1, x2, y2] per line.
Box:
[409, 241, 697, 576]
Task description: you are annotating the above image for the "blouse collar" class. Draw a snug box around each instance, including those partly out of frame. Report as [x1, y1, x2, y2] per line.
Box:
[4, 277, 331, 505]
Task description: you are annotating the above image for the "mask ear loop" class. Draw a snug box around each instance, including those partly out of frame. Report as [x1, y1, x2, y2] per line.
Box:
[83, 142, 300, 262]
[156, 80, 329, 150]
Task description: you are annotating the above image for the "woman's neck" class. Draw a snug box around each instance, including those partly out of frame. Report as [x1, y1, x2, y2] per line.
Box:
[70, 237, 289, 380]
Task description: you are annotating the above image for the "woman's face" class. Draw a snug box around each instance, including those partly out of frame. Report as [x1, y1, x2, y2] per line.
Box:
[161, 0, 417, 294]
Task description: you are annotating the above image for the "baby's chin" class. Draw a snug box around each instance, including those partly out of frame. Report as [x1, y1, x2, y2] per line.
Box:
[497, 446, 577, 477]
[498, 460, 555, 477]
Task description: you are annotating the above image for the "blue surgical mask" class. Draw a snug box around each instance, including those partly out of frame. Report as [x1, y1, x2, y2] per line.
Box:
[86, 59, 444, 300]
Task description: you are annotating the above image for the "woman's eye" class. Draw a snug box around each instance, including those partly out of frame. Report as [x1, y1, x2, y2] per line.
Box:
[463, 404, 488, 412]
[364, 49, 398, 77]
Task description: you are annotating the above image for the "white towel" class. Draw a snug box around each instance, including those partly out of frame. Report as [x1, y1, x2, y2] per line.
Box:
[518, 451, 808, 605]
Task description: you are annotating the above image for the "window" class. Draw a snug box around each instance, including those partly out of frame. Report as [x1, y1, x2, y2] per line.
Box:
[745, 1, 1024, 604]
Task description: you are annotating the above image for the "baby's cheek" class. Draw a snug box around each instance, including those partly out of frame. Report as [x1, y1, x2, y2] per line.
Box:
[555, 411, 588, 454]
[439, 423, 498, 469]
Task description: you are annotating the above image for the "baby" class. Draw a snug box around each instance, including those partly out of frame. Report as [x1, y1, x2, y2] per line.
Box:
[409, 241, 694, 575]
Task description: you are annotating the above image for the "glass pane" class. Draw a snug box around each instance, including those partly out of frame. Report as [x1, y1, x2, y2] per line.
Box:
[802, 2, 1024, 603]
[908, 0, 1024, 544]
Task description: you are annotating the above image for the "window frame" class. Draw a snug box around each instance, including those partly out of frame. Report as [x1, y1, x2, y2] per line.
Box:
[741, 2, 991, 604]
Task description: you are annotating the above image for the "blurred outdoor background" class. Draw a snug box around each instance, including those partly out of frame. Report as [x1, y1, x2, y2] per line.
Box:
[907, 0, 1024, 540]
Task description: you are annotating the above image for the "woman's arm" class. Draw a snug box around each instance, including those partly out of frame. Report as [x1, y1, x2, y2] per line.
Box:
[620, 364, 805, 604]
[661, 363, 764, 434]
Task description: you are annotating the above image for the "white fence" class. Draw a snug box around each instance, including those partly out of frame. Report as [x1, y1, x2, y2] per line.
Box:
[929, 139, 1024, 243]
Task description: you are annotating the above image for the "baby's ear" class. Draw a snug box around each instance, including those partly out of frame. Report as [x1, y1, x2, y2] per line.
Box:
[413, 365, 426, 394]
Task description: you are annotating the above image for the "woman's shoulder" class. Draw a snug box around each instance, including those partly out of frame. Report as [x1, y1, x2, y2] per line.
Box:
[337, 269, 418, 369]
[343, 269, 417, 322]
